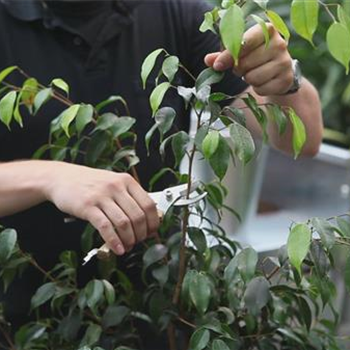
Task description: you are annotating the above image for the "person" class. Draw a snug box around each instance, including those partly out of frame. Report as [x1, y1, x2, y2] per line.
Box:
[0, 0, 322, 335]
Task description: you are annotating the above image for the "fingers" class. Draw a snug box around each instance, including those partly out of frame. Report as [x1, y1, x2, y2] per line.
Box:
[100, 198, 137, 251]
[86, 207, 125, 256]
[240, 23, 274, 58]
[127, 182, 160, 236]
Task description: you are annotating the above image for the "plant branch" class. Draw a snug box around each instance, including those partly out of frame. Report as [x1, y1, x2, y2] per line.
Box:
[0, 324, 16, 350]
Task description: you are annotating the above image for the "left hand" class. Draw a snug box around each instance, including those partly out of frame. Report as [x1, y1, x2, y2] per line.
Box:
[205, 23, 295, 96]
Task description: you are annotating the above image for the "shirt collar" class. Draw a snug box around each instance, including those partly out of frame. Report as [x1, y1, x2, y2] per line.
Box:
[1, 0, 140, 22]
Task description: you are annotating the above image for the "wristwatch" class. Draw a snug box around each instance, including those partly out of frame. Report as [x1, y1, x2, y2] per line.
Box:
[284, 59, 302, 95]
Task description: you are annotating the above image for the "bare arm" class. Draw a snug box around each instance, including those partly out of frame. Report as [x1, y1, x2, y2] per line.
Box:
[0, 160, 159, 255]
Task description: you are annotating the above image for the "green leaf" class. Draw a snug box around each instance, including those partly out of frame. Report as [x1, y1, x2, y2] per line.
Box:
[202, 130, 220, 160]
[31, 282, 56, 310]
[224, 256, 239, 284]
[253, 0, 268, 10]
[0, 66, 17, 85]
[182, 270, 198, 302]
[291, 0, 319, 45]
[237, 247, 258, 282]
[85, 280, 104, 310]
[229, 121, 255, 164]
[152, 264, 169, 287]
[267, 104, 287, 135]
[34, 88, 52, 114]
[143, 244, 168, 269]
[21, 78, 38, 111]
[102, 305, 129, 329]
[251, 14, 270, 48]
[145, 123, 158, 155]
[345, 254, 350, 294]
[13, 92, 23, 127]
[287, 223, 311, 274]
[60, 104, 80, 137]
[80, 324, 102, 347]
[0, 228, 17, 263]
[244, 277, 270, 316]
[51, 78, 69, 95]
[150, 82, 170, 116]
[188, 227, 207, 253]
[85, 131, 110, 166]
[0, 91, 16, 128]
[195, 68, 224, 92]
[171, 131, 190, 166]
[155, 106, 176, 135]
[76, 104, 94, 135]
[311, 217, 336, 250]
[220, 4, 245, 63]
[200, 12, 216, 34]
[189, 273, 211, 315]
[102, 280, 115, 306]
[95, 95, 128, 113]
[338, 5, 350, 34]
[266, 10, 290, 42]
[288, 108, 306, 158]
[297, 296, 312, 331]
[141, 48, 164, 89]
[327, 22, 350, 74]
[212, 339, 230, 350]
[189, 328, 210, 350]
[336, 217, 350, 238]
[162, 56, 179, 83]
[209, 134, 231, 180]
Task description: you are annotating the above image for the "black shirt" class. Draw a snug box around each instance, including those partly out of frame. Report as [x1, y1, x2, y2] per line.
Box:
[0, 0, 247, 329]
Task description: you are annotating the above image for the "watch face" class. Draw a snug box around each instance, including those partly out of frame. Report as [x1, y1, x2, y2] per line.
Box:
[285, 59, 302, 94]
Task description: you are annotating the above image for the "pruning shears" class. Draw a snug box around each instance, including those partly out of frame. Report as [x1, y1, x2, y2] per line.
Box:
[82, 181, 207, 265]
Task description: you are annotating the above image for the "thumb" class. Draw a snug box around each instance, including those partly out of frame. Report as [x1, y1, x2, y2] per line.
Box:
[204, 52, 221, 67]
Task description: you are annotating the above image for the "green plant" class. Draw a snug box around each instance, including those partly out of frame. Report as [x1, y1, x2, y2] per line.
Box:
[0, 1, 350, 350]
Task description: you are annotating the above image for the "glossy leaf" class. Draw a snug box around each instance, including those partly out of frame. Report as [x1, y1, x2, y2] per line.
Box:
[244, 277, 270, 315]
[237, 247, 258, 282]
[95, 95, 128, 113]
[80, 324, 102, 347]
[291, 0, 319, 45]
[209, 135, 231, 180]
[0, 228, 17, 263]
[202, 130, 220, 160]
[338, 5, 350, 33]
[102, 305, 129, 329]
[102, 280, 115, 306]
[152, 264, 169, 287]
[195, 68, 224, 91]
[253, 0, 269, 10]
[188, 227, 207, 253]
[189, 273, 211, 315]
[150, 82, 170, 116]
[311, 218, 336, 250]
[51, 78, 69, 95]
[171, 131, 190, 166]
[229, 121, 255, 164]
[31, 282, 56, 309]
[143, 244, 168, 269]
[34, 88, 52, 114]
[60, 104, 80, 137]
[287, 223, 311, 274]
[155, 106, 176, 135]
[76, 104, 94, 135]
[267, 104, 287, 135]
[266, 10, 290, 42]
[141, 48, 164, 89]
[85, 280, 104, 310]
[182, 270, 198, 302]
[0, 66, 17, 85]
[327, 22, 350, 74]
[212, 339, 230, 350]
[200, 12, 216, 34]
[0, 91, 16, 128]
[336, 217, 350, 238]
[189, 328, 210, 350]
[288, 108, 306, 158]
[220, 4, 245, 62]
[162, 56, 179, 83]
[21, 78, 38, 111]
[251, 14, 270, 47]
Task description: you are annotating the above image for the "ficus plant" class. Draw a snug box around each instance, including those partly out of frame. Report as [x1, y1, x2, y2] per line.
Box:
[0, 1, 350, 350]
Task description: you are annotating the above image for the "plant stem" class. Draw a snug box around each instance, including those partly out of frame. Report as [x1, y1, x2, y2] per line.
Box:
[167, 322, 177, 350]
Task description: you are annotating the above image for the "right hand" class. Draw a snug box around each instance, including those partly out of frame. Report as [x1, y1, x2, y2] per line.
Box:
[45, 162, 160, 255]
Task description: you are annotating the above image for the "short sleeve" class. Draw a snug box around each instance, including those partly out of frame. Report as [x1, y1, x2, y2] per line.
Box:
[183, 0, 248, 97]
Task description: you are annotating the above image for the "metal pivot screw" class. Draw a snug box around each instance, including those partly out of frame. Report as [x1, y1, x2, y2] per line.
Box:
[165, 190, 173, 201]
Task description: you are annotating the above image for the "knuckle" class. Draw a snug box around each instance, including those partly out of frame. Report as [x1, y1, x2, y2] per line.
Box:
[97, 218, 112, 232]
[132, 212, 146, 225]
[116, 217, 131, 231]
[275, 37, 287, 51]
[120, 173, 133, 184]
[144, 200, 157, 213]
